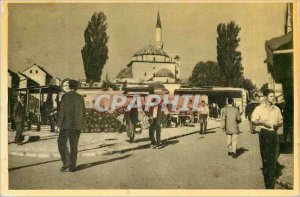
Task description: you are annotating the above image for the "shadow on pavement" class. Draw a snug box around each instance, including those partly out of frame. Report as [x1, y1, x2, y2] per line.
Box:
[125, 137, 150, 143]
[78, 141, 103, 147]
[236, 147, 249, 157]
[75, 154, 133, 172]
[9, 159, 61, 171]
[79, 143, 117, 152]
[22, 136, 41, 144]
[204, 130, 216, 134]
[9, 135, 59, 145]
[134, 137, 150, 143]
[157, 139, 179, 149]
[105, 138, 118, 141]
[104, 127, 219, 156]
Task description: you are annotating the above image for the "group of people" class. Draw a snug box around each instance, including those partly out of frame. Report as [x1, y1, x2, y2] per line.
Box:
[61, 84, 284, 189]
[209, 102, 221, 119]
[12, 83, 284, 189]
[220, 89, 283, 189]
[12, 79, 164, 172]
[57, 80, 167, 171]
[12, 80, 86, 172]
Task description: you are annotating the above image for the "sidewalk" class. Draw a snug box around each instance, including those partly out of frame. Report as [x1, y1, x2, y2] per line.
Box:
[8, 119, 220, 158]
[8, 119, 294, 189]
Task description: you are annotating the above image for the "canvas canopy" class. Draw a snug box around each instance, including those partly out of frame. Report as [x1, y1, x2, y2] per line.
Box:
[265, 32, 293, 83]
[265, 32, 293, 66]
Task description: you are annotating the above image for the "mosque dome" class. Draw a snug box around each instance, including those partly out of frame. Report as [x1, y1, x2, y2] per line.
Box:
[156, 68, 175, 78]
[116, 66, 133, 79]
[133, 45, 170, 57]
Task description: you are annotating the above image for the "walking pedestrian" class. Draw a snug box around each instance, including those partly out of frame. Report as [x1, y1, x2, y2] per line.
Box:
[210, 103, 219, 119]
[251, 89, 283, 189]
[124, 106, 139, 143]
[57, 80, 85, 172]
[49, 107, 58, 133]
[13, 94, 26, 145]
[198, 101, 209, 134]
[149, 102, 163, 148]
[222, 97, 241, 158]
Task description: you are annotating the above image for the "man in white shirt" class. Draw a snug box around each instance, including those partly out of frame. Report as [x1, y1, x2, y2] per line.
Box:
[198, 101, 209, 134]
[252, 89, 283, 189]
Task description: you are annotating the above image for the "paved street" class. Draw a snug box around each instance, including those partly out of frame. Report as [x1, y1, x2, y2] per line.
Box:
[8, 121, 275, 189]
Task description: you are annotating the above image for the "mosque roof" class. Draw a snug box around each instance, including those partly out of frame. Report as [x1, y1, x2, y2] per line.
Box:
[133, 45, 170, 57]
[116, 67, 133, 79]
[156, 68, 175, 78]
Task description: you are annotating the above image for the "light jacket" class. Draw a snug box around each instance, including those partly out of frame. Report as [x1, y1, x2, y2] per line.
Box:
[223, 105, 241, 134]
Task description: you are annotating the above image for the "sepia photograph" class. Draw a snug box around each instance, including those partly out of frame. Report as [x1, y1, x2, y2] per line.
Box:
[0, 0, 299, 196]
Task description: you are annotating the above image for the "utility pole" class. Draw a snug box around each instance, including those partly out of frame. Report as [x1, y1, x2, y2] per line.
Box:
[284, 3, 293, 35]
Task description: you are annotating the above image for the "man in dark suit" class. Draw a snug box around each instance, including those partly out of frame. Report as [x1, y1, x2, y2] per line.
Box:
[13, 94, 26, 145]
[57, 80, 85, 172]
[149, 102, 164, 148]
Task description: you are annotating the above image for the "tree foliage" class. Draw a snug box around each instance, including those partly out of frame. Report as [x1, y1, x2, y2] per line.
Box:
[101, 80, 119, 91]
[82, 12, 109, 83]
[260, 83, 269, 94]
[242, 78, 256, 96]
[101, 73, 119, 90]
[217, 21, 243, 87]
[189, 61, 222, 87]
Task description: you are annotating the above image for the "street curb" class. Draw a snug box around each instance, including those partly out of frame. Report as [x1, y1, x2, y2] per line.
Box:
[8, 126, 219, 159]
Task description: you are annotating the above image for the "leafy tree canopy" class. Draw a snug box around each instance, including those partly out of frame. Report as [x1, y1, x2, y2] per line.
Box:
[189, 61, 222, 87]
[241, 78, 257, 97]
[217, 21, 243, 87]
[82, 12, 109, 83]
[260, 83, 269, 94]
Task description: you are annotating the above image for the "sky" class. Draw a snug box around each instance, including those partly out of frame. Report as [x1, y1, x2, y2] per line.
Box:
[8, 2, 287, 88]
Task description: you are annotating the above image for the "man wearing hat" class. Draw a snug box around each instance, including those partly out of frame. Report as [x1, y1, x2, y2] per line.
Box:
[57, 79, 85, 172]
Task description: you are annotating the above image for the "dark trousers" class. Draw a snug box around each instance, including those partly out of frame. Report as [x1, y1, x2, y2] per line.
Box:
[149, 119, 161, 146]
[199, 115, 208, 133]
[259, 129, 280, 189]
[15, 121, 24, 143]
[58, 129, 81, 169]
[50, 117, 56, 132]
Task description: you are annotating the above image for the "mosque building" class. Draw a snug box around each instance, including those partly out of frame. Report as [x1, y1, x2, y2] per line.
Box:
[116, 12, 180, 84]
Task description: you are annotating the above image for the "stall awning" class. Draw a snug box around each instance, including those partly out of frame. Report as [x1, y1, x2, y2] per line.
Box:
[265, 32, 293, 83]
[265, 32, 293, 66]
[15, 85, 61, 94]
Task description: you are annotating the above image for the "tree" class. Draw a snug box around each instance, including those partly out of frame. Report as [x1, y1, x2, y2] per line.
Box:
[260, 83, 269, 94]
[217, 21, 243, 87]
[241, 78, 256, 97]
[101, 80, 119, 91]
[82, 12, 109, 83]
[189, 61, 222, 87]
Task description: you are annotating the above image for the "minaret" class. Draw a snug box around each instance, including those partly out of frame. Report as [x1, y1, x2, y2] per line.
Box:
[155, 11, 163, 49]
